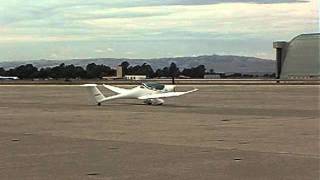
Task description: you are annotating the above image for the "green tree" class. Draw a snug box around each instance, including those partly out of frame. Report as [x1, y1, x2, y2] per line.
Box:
[140, 63, 154, 78]
[169, 62, 179, 77]
[13, 64, 38, 79]
[181, 65, 206, 78]
[121, 61, 130, 75]
[38, 67, 51, 79]
[0, 67, 6, 76]
[86, 63, 115, 79]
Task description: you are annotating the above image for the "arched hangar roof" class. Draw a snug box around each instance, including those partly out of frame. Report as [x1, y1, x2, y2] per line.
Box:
[280, 33, 319, 78]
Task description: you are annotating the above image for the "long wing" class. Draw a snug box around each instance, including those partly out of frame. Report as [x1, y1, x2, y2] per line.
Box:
[103, 84, 129, 94]
[102, 94, 126, 101]
[138, 89, 198, 100]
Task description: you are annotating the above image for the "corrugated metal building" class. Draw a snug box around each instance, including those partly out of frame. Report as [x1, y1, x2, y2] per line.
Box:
[273, 33, 320, 79]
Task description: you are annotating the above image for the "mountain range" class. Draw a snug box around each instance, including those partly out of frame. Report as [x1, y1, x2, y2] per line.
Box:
[0, 55, 275, 74]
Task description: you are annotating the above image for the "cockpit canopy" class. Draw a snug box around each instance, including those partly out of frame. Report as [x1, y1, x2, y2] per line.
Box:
[142, 82, 165, 90]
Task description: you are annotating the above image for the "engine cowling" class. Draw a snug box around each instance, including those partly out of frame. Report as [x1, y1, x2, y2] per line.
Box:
[163, 85, 176, 92]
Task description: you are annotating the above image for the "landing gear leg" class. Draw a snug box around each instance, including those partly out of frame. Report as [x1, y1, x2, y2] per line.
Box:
[97, 103, 101, 106]
[144, 100, 152, 105]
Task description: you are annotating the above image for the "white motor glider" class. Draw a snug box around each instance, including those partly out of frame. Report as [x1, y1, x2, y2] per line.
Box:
[81, 82, 198, 106]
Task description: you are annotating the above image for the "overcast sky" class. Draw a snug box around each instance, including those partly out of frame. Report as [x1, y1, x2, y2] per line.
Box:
[0, 0, 318, 61]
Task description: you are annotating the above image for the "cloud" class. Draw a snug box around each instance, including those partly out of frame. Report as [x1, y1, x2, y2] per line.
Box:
[133, 0, 309, 6]
[94, 49, 104, 53]
[94, 48, 114, 53]
[0, 0, 309, 26]
[125, 51, 134, 55]
[49, 53, 58, 59]
[1, 1, 316, 43]
[107, 48, 114, 52]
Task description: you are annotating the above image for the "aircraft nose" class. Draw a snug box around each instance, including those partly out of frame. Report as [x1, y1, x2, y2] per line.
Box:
[166, 85, 176, 92]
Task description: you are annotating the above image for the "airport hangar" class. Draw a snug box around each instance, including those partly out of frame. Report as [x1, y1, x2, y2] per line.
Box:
[273, 33, 320, 79]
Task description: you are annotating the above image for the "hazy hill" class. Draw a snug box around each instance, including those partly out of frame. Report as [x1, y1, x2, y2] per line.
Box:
[0, 55, 275, 74]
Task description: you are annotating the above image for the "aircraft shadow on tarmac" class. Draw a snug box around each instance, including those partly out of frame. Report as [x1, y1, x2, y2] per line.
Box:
[96, 102, 198, 108]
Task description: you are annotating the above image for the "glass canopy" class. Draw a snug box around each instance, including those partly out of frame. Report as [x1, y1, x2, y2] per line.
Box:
[142, 82, 165, 90]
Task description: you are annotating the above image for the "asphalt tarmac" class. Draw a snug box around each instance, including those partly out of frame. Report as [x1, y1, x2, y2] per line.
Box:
[0, 85, 319, 180]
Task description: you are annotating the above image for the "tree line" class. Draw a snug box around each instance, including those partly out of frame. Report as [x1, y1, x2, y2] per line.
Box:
[0, 61, 206, 79]
[120, 62, 206, 79]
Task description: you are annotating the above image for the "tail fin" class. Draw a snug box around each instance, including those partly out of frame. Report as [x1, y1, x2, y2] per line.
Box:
[81, 84, 106, 103]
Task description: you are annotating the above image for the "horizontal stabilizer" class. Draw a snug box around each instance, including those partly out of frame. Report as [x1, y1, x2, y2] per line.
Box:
[103, 84, 128, 94]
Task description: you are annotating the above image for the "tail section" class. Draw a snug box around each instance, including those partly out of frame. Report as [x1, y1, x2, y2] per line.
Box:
[81, 84, 106, 104]
[103, 84, 128, 94]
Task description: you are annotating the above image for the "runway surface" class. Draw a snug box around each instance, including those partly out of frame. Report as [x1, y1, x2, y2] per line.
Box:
[0, 85, 319, 180]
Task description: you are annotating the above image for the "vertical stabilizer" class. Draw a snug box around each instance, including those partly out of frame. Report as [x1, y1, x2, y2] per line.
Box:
[81, 84, 106, 104]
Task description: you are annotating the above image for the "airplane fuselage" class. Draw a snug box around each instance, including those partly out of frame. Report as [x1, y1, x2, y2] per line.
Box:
[116, 85, 174, 99]
[81, 83, 197, 106]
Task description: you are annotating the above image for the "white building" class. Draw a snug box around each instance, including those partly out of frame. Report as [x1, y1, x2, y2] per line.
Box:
[204, 74, 221, 79]
[125, 75, 147, 80]
[116, 65, 123, 78]
[0, 76, 19, 80]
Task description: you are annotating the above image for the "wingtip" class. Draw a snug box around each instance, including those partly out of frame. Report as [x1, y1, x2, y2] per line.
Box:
[102, 84, 111, 88]
[192, 88, 199, 92]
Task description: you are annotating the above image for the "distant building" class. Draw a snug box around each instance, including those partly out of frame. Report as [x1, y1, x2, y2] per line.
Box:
[204, 72, 225, 79]
[116, 65, 123, 78]
[178, 75, 191, 79]
[204, 74, 221, 79]
[0, 76, 19, 80]
[125, 75, 147, 80]
[102, 76, 118, 80]
[273, 33, 320, 79]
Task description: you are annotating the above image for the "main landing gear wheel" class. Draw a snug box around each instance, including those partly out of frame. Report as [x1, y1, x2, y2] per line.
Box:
[144, 99, 164, 105]
[97, 103, 101, 106]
